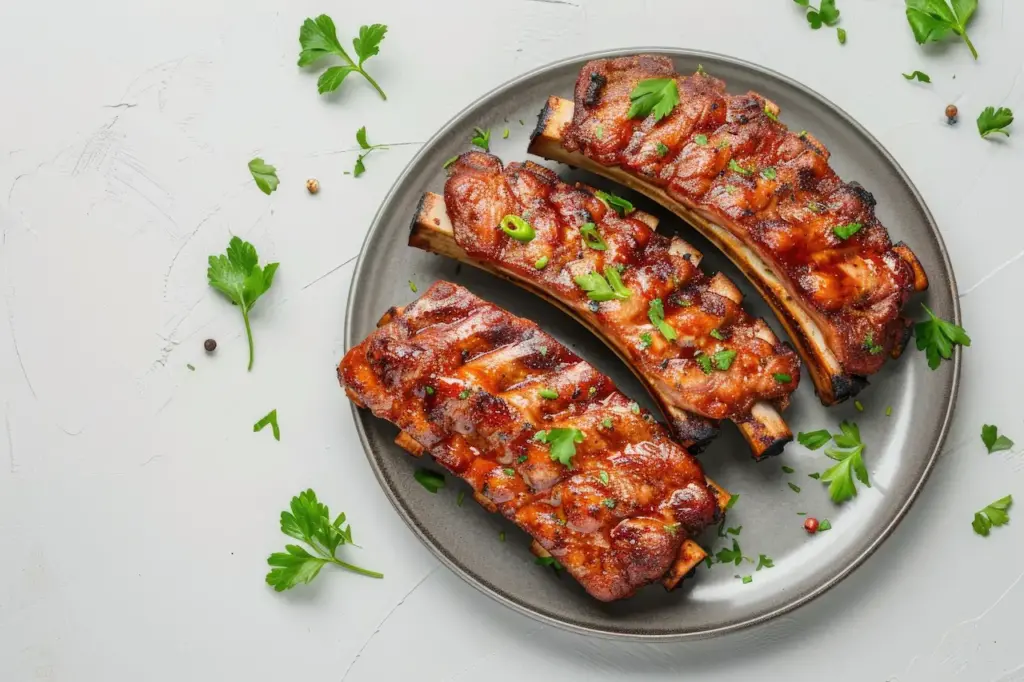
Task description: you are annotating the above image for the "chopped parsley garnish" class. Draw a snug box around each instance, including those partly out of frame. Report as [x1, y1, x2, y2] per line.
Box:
[915, 304, 970, 369]
[539, 345, 548, 357]
[794, 0, 840, 30]
[458, 389, 471, 400]
[760, 166, 777, 180]
[574, 267, 632, 302]
[982, 424, 1014, 453]
[695, 352, 713, 375]
[798, 429, 832, 450]
[820, 420, 870, 503]
[534, 256, 549, 269]
[864, 332, 884, 355]
[727, 526, 742, 536]
[710, 328, 726, 340]
[595, 190, 635, 216]
[498, 530, 506, 542]
[503, 468, 515, 476]
[978, 106, 1014, 138]
[425, 386, 435, 395]
[837, 27, 847, 44]
[973, 495, 1012, 536]
[408, 280, 417, 292]
[601, 417, 613, 429]
[725, 493, 740, 509]
[500, 214, 536, 243]
[739, 575, 753, 584]
[517, 455, 528, 463]
[265, 488, 382, 591]
[456, 490, 465, 506]
[535, 555, 564, 571]
[630, 402, 641, 415]
[808, 472, 821, 480]
[502, 128, 510, 139]
[764, 106, 779, 122]
[656, 142, 670, 157]
[781, 465, 795, 474]
[713, 349, 737, 371]
[648, 298, 677, 341]
[639, 332, 653, 349]
[833, 222, 863, 240]
[774, 373, 793, 383]
[886, 406, 893, 417]
[728, 159, 752, 176]
[664, 523, 681, 535]
[627, 78, 680, 121]
[902, 70, 932, 83]
[534, 428, 585, 467]
[715, 539, 744, 566]
[471, 127, 491, 151]
[254, 409, 281, 441]
[601, 498, 617, 509]
[694, 134, 709, 146]
[599, 470, 610, 485]
[818, 518, 832, 531]
[725, 185, 738, 195]
[443, 155, 459, 170]
[788, 482, 803, 494]
[538, 388, 559, 400]
[595, 125, 604, 140]
[414, 468, 445, 493]
[756, 554, 774, 571]
[579, 222, 608, 250]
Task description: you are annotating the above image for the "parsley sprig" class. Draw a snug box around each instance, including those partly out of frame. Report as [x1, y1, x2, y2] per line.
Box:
[820, 420, 870, 503]
[354, 126, 388, 177]
[972, 495, 1012, 537]
[627, 78, 680, 121]
[266, 489, 383, 591]
[207, 237, 279, 371]
[298, 16, 388, 98]
[978, 107, 1014, 139]
[905, 0, 978, 60]
[248, 158, 279, 195]
[915, 304, 970, 370]
[534, 428, 585, 467]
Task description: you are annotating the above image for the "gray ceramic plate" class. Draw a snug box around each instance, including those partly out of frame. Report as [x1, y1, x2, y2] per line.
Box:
[344, 49, 960, 640]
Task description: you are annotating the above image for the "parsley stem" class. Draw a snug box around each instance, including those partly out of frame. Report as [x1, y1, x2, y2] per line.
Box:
[242, 309, 255, 372]
[961, 32, 978, 60]
[330, 557, 384, 579]
[359, 68, 387, 100]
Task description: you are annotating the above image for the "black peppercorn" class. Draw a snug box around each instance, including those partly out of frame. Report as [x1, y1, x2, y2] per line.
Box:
[204, 339, 217, 352]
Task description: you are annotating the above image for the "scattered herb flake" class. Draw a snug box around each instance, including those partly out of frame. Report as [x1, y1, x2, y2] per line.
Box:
[903, 70, 932, 83]
[648, 298, 677, 341]
[538, 388, 559, 400]
[982, 424, 1014, 453]
[248, 158, 279, 195]
[471, 127, 491, 151]
[756, 554, 774, 571]
[798, 429, 832, 450]
[834, 222, 863, 240]
[782, 465, 795, 474]
[788, 482, 802, 494]
[973, 494, 1012, 536]
[414, 468, 445, 493]
[774, 373, 793, 383]
[818, 518, 833, 531]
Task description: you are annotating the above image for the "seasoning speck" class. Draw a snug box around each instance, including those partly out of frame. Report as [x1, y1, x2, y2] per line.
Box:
[204, 339, 217, 352]
[306, 178, 320, 194]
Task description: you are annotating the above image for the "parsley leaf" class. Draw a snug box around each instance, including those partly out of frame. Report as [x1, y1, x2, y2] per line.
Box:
[798, 429, 832, 450]
[820, 420, 870, 503]
[728, 159, 752, 176]
[715, 539, 744, 566]
[713, 349, 737, 371]
[725, 493, 740, 509]
[837, 27, 847, 44]
[834, 222, 863, 240]
[534, 428, 585, 467]
[818, 518, 833, 531]
[535, 555, 564, 571]
[254, 409, 280, 441]
[972, 495, 1012, 536]
[248, 158, 279, 195]
[627, 78, 680, 121]
[639, 332, 653, 349]
[414, 468, 445, 493]
[648, 298, 677, 341]
[471, 127, 491, 151]
[574, 267, 632, 302]
[579, 222, 608, 250]
[978, 106, 1014, 138]
[903, 70, 932, 83]
[915, 304, 970, 369]
[595, 190, 635, 216]
[905, 0, 978, 60]
[353, 126, 389, 177]
[981, 424, 1014, 454]
[796, 0, 841, 29]
[756, 554, 774, 571]
[207, 237, 279, 371]
[695, 352, 713, 375]
[694, 134, 709, 146]
[265, 489, 382, 591]
[864, 332, 884, 355]
[298, 16, 388, 98]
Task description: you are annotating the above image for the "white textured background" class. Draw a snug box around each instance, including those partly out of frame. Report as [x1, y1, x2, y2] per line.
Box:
[2, 1, 1023, 680]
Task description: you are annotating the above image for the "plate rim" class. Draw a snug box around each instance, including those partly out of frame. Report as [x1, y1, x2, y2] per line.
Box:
[343, 47, 962, 641]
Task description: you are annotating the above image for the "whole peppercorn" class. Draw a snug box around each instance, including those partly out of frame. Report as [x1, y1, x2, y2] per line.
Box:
[804, 517, 820, 534]
[306, 178, 320, 194]
[945, 104, 958, 125]
[204, 338, 217, 353]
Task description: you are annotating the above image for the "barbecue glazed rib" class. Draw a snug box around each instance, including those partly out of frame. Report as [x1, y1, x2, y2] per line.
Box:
[528, 55, 929, 405]
[340, 281, 725, 601]
[409, 152, 801, 458]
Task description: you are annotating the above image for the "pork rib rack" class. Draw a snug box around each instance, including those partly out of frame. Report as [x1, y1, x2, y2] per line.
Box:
[410, 152, 800, 459]
[340, 281, 728, 601]
[528, 55, 928, 405]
